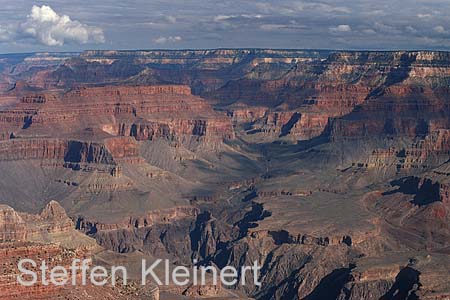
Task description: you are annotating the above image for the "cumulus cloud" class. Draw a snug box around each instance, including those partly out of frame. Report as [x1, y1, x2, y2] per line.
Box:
[153, 36, 182, 44]
[0, 5, 104, 46]
[21, 5, 105, 46]
[329, 24, 352, 33]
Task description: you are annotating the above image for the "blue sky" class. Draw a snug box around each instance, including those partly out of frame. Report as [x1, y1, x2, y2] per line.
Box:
[1, 0, 450, 53]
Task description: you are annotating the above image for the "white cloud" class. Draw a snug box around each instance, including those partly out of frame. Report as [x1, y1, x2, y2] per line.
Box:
[0, 5, 105, 46]
[241, 14, 263, 19]
[214, 15, 236, 22]
[153, 36, 182, 44]
[260, 23, 306, 32]
[165, 16, 177, 24]
[417, 13, 432, 19]
[434, 25, 448, 34]
[405, 26, 418, 34]
[329, 24, 352, 33]
[213, 14, 263, 23]
[361, 29, 376, 35]
[20, 5, 105, 46]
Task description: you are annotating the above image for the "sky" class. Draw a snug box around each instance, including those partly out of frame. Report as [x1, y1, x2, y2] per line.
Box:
[1, 0, 450, 53]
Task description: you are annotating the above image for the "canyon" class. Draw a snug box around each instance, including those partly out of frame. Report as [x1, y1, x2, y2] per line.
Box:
[0, 49, 450, 299]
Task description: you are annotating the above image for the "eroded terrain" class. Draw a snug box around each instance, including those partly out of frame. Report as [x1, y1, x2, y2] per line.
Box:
[0, 49, 450, 299]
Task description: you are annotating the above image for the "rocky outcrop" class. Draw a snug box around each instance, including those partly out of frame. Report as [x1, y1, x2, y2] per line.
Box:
[230, 107, 330, 140]
[20, 201, 75, 237]
[76, 206, 199, 233]
[0, 200, 98, 249]
[0, 205, 27, 241]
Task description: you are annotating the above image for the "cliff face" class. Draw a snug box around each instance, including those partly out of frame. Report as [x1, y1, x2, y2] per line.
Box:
[222, 51, 450, 141]
[0, 137, 142, 167]
[0, 84, 234, 191]
[5, 50, 449, 143]
[0, 84, 234, 141]
[28, 49, 450, 142]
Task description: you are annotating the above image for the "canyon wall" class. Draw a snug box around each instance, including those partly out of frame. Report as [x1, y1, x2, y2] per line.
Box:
[3, 50, 450, 299]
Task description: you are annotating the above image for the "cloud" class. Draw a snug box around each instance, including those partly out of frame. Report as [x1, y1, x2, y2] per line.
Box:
[213, 14, 262, 22]
[417, 13, 432, 19]
[153, 36, 182, 44]
[329, 24, 352, 33]
[364, 10, 385, 16]
[305, 3, 351, 14]
[2, 0, 450, 51]
[165, 16, 177, 24]
[405, 26, 418, 34]
[0, 25, 16, 42]
[255, 1, 350, 15]
[214, 15, 235, 22]
[20, 5, 105, 46]
[260, 23, 307, 32]
[361, 28, 376, 35]
[433, 25, 448, 34]
[373, 22, 402, 34]
[241, 14, 263, 19]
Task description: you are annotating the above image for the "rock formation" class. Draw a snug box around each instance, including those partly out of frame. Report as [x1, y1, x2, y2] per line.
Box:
[2, 49, 450, 299]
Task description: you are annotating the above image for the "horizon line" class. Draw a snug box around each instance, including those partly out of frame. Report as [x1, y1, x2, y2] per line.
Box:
[3, 47, 450, 56]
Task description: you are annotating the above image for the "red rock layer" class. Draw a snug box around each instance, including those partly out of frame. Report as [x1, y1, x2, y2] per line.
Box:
[0, 85, 234, 141]
[117, 118, 233, 141]
[0, 137, 140, 164]
[229, 107, 330, 140]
